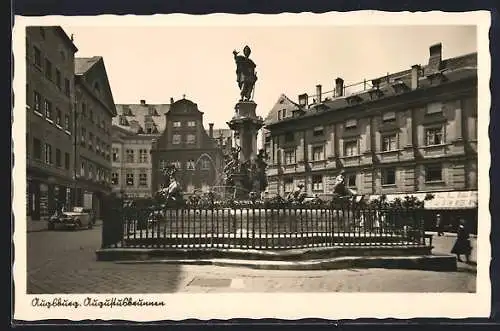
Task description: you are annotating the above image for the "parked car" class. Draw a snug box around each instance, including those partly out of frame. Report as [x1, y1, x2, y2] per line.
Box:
[48, 207, 93, 230]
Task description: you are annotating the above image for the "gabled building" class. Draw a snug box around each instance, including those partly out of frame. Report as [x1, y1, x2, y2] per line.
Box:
[26, 26, 78, 221]
[263, 43, 478, 218]
[74, 56, 117, 217]
[150, 97, 225, 195]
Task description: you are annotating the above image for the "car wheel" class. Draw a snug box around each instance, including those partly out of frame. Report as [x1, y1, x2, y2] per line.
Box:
[75, 219, 82, 230]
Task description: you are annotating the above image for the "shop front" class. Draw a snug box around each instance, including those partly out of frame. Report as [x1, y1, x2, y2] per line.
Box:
[369, 190, 479, 234]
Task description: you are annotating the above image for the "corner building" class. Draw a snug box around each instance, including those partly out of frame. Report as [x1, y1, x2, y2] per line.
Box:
[74, 57, 117, 217]
[26, 26, 78, 220]
[263, 43, 478, 214]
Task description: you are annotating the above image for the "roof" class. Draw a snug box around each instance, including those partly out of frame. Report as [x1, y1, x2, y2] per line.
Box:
[75, 56, 102, 75]
[265, 52, 477, 128]
[113, 103, 171, 135]
[54, 27, 78, 53]
[264, 94, 301, 125]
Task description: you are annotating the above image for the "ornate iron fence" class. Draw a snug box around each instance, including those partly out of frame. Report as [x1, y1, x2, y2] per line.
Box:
[101, 203, 426, 250]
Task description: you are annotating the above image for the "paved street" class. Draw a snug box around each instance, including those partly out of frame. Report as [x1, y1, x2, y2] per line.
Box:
[26, 226, 476, 294]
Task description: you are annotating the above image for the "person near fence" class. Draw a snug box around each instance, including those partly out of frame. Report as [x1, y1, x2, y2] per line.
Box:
[451, 218, 472, 263]
[436, 213, 444, 236]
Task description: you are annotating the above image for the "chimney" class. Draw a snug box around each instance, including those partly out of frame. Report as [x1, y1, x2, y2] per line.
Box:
[411, 65, 420, 90]
[428, 43, 442, 72]
[335, 78, 344, 97]
[170, 97, 174, 104]
[140, 99, 146, 105]
[298, 93, 308, 107]
[316, 84, 322, 103]
[208, 123, 214, 138]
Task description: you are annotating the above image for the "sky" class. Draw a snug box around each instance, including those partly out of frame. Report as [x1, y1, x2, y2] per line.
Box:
[61, 25, 477, 131]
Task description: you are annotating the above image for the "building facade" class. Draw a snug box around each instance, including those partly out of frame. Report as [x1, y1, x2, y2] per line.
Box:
[74, 57, 117, 217]
[26, 26, 78, 220]
[263, 43, 478, 210]
[111, 100, 170, 198]
[151, 97, 226, 195]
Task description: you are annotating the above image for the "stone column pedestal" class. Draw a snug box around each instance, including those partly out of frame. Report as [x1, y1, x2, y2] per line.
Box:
[227, 101, 264, 164]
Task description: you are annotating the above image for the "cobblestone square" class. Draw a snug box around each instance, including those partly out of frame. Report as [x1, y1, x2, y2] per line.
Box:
[25, 226, 476, 294]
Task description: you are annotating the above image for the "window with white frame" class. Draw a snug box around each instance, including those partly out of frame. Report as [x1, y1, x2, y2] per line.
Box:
[80, 161, 85, 177]
[187, 120, 196, 127]
[346, 174, 356, 187]
[381, 168, 396, 185]
[186, 160, 195, 170]
[312, 145, 324, 161]
[159, 160, 168, 170]
[382, 134, 397, 151]
[126, 149, 134, 163]
[312, 175, 323, 191]
[126, 173, 134, 186]
[284, 178, 294, 193]
[425, 126, 444, 146]
[284, 150, 296, 165]
[426, 102, 443, 115]
[173, 121, 181, 128]
[344, 140, 358, 156]
[55, 108, 62, 126]
[33, 91, 42, 113]
[173, 160, 182, 170]
[139, 149, 148, 163]
[425, 163, 443, 182]
[172, 134, 181, 144]
[139, 173, 148, 187]
[186, 134, 196, 144]
[201, 159, 211, 170]
[111, 172, 119, 185]
[44, 143, 52, 164]
[64, 114, 70, 132]
[44, 99, 52, 120]
[88, 164, 93, 179]
[112, 148, 119, 162]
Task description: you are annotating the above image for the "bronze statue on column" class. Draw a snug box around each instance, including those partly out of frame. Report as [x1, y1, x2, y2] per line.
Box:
[233, 46, 258, 101]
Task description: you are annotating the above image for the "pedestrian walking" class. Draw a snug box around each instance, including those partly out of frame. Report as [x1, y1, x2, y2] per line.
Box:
[436, 213, 444, 236]
[451, 219, 472, 263]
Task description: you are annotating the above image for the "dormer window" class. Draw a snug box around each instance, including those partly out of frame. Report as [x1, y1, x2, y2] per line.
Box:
[122, 105, 133, 116]
[391, 79, 409, 94]
[148, 106, 159, 116]
[345, 119, 357, 129]
[119, 116, 129, 126]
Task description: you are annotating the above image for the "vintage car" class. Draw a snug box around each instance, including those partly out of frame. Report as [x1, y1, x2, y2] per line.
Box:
[48, 207, 94, 230]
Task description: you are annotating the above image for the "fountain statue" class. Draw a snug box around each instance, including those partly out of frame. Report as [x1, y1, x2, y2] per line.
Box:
[226, 45, 266, 199]
[155, 163, 184, 205]
[233, 46, 257, 102]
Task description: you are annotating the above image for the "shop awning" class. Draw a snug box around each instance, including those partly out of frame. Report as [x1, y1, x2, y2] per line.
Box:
[369, 191, 478, 210]
[424, 191, 478, 210]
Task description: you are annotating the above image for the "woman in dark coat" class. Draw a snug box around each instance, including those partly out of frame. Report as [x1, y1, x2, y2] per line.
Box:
[451, 219, 472, 262]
